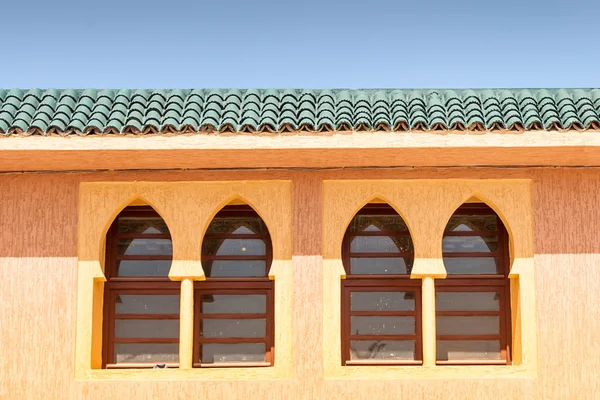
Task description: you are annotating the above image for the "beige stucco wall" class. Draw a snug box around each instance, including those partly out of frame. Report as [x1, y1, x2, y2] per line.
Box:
[1, 167, 599, 399]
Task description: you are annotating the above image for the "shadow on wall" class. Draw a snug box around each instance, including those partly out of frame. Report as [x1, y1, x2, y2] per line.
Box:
[532, 170, 600, 255]
[0, 175, 79, 258]
[2, 169, 600, 258]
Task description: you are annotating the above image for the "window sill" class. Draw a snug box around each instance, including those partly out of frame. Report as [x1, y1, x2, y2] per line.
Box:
[345, 360, 422, 366]
[325, 364, 536, 380]
[193, 362, 272, 368]
[436, 360, 507, 366]
[76, 365, 284, 381]
[105, 363, 180, 369]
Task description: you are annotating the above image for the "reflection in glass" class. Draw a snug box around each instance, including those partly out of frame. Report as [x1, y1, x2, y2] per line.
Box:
[436, 207, 508, 364]
[351, 316, 415, 335]
[117, 238, 173, 256]
[116, 260, 172, 276]
[204, 260, 267, 277]
[115, 294, 180, 314]
[343, 206, 418, 364]
[351, 292, 415, 312]
[201, 208, 271, 278]
[201, 319, 266, 338]
[442, 236, 497, 253]
[118, 217, 169, 234]
[201, 343, 266, 363]
[205, 217, 267, 235]
[443, 257, 498, 274]
[437, 340, 500, 361]
[200, 295, 266, 314]
[437, 316, 500, 335]
[436, 292, 500, 311]
[445, 215, 497, 232]
[350, 236, 412, 253]
[350, 340, 415, 360]
[346, 208, 414, 277]
[114, 343, 179, 363]
[349, 215, 408, 233]
[350, 257, 413, 274]
[202, 238, 266, 256]
[115, 319, 180, 338]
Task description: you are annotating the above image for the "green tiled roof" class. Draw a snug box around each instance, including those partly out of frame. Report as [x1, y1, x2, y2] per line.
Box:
[1, 89, 600, 136]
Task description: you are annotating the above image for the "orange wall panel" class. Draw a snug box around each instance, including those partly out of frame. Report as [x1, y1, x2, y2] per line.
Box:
[1, 168, 599, 399]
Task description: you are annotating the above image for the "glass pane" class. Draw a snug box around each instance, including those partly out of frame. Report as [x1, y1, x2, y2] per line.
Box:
[437, 316, 500, 335]
[204, 260, 267, 277]
[351, 316, 415, 335]
[446, 215, 497, 232]
[350, 236, 413, 253]
[436, 292, 500, 312]
[349, 215, 408, 233]
[201, 319, 266, 338]
[201, 343, 266, 363]
[115, 319, 179, 338]
[443, 257, 499, 274]
[442, 236, 498, 253]
[116, 260, 172, 277]
[115, 295, 180, 314]
[205, 217, 267, 235]
[436, 340, 501, 361]
[117, 238, 172, 256]
[200, 294, 266, 314]
[202, 238, 266, 256]
[118, 217, 169, 235]
[351, 292, 415, 312]
[350, 257, 413, 274]
[350, 340, 415, 360]
[114, 343, 178, 364]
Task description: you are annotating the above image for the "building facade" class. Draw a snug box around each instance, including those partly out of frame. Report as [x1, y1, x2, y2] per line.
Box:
[1, 89, 600, 399]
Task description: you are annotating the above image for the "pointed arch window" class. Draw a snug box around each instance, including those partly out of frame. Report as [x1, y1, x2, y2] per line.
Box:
[436, 203, 512, 365]
[195, 205, 274, 367]
[102, 206, 180, 369]
[341, 203, 421, 365]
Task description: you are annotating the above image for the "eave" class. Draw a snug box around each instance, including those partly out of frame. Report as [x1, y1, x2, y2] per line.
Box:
[1, 131, 600, 172]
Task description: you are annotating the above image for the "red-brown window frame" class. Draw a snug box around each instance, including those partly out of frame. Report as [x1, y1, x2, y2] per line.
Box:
[102, 206, 180, 369]
[193, 205, 275, 368]
[436, 203, 512, 365]
[341, 204, 422, 366]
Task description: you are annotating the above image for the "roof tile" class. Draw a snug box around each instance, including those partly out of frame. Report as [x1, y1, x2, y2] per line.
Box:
[1, 89, 600, 135]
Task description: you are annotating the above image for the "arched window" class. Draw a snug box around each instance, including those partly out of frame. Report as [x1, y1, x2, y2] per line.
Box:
[341, 203, 420, 365]
[195, 205, 274, 367]
[103, 206, 179, 368]
[437, 203, 511, 365]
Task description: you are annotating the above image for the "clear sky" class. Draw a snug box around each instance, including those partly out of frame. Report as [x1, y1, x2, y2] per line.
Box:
[1, 0, 599, 88]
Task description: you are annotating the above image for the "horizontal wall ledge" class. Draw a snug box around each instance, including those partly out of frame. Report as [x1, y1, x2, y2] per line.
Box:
[324, 365, 536, 380]
[2, 131, 600, 171]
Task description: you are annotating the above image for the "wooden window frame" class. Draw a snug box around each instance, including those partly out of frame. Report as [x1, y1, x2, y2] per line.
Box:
[193, 205, 275, 368]
[102, 206, 180, 369]
[436, 203, 512, 366]
[341, 204, 422, 366]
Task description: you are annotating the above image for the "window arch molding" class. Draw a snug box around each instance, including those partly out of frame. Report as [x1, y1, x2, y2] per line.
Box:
[441, 192, 520, 275]
[200, 194, 283, 278]
[437, 200, 512, 365]
[78, 187, 182, 280]
[101, 204, 179, 368]
[336, 193, 412, 268]
[98, 196, 176, 273]
[80, 185, 292, 280]
[324, 188, 475, 276]
[195, 202, 275, 366]
[322, 179, 537, 379]
[340, 201, 420, 365]
[75, 181, 293, 379]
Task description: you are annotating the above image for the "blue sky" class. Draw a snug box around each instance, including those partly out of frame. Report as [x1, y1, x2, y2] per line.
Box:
[1, 0, 599, 88]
